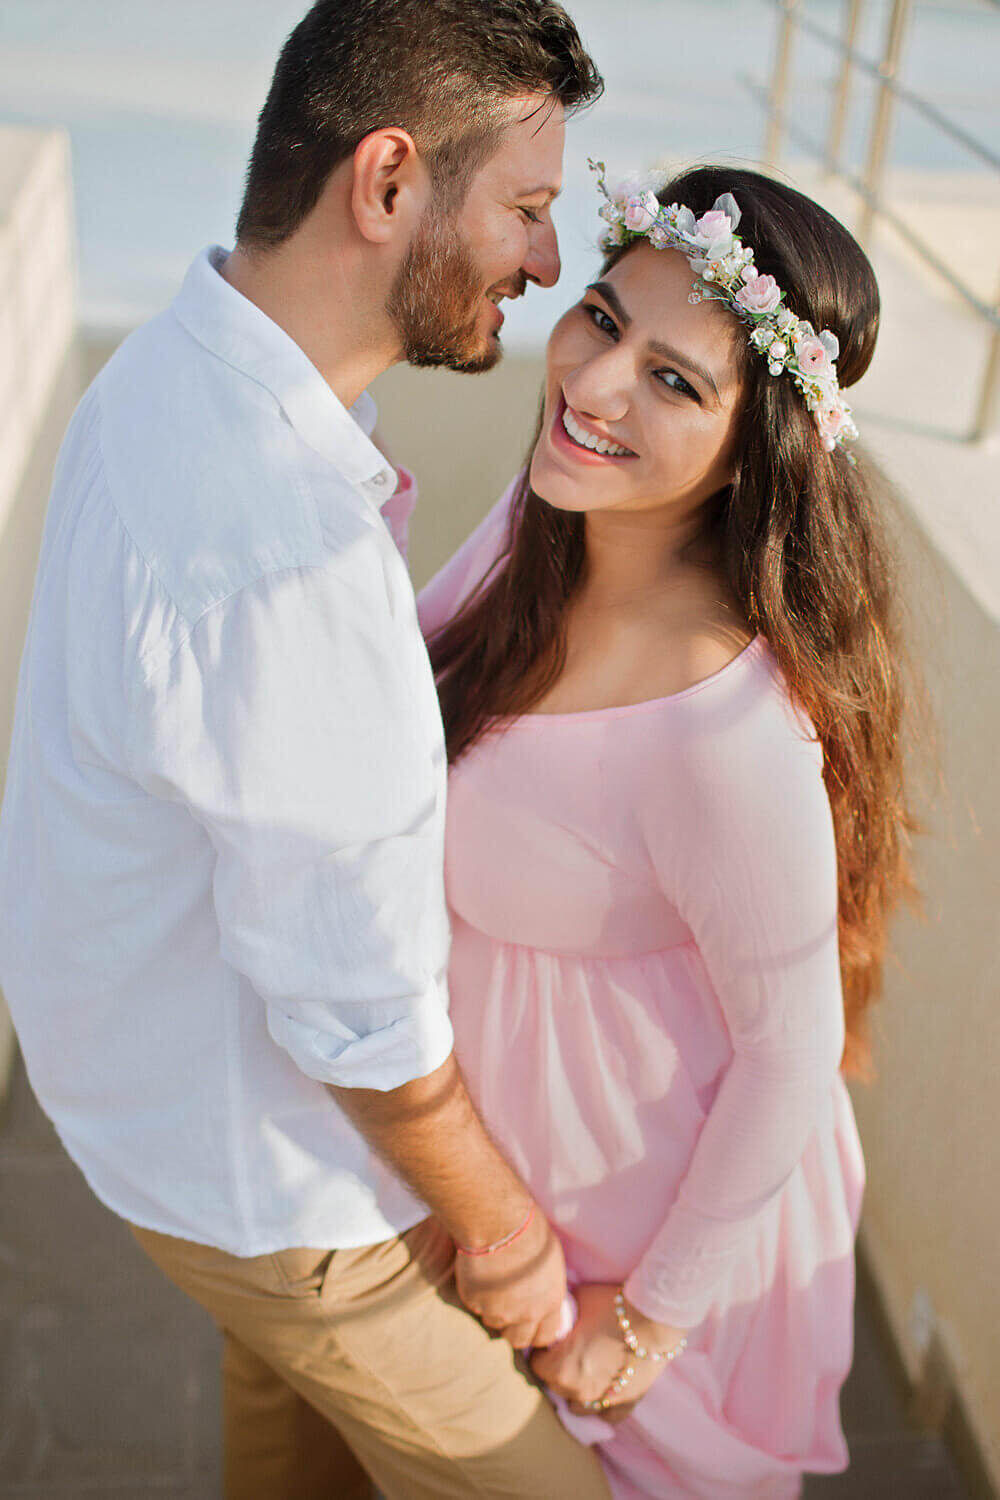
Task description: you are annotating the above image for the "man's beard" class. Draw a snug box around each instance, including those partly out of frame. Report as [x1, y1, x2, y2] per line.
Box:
[387, 210, 517, 374]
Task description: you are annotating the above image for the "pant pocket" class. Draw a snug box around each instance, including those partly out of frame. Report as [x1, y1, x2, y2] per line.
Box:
[269, 1246, 338, 1299]
[317, 1217, 454, 1312]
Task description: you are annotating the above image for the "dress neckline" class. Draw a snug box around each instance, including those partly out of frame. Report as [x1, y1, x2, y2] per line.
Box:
[505, 634, 766, 726]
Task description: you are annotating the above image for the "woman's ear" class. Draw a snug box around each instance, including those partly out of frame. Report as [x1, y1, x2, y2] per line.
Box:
[350, 127, 429, 245]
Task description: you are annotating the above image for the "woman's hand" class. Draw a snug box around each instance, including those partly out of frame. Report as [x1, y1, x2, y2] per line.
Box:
[530, 1283, 687, 1420]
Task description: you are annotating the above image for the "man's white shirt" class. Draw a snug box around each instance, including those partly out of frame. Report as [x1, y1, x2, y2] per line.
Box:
[0, 247, 455, 1253]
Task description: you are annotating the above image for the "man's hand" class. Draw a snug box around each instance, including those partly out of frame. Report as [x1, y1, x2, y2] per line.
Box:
[330, 1054, 566, 1346]
[530, 1284, 686, 1419]
[454, 1208, 568, 1349]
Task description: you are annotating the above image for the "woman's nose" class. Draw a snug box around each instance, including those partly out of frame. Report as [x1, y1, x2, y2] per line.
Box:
[563, 350, 631, 423]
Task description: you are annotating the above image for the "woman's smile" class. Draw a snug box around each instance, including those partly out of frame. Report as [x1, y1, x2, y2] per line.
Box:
[549, 394, 638, 466]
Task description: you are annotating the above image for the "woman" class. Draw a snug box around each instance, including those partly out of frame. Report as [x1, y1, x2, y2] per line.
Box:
[416, 164, 915, 1499]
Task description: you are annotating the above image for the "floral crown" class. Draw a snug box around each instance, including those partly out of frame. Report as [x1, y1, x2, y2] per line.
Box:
[590, 161, 859, 456]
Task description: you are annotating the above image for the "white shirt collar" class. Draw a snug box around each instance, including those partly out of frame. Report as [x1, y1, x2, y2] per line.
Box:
[171, 247, 398, 509]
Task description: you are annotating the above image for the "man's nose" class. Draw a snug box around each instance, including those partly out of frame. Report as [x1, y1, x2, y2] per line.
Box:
[524, 218, 561, 290]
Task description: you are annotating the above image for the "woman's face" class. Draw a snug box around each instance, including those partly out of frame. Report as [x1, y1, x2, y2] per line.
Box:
[530, 243, 745, 521]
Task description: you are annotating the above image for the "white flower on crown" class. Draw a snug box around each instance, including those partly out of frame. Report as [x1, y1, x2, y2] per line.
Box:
[609, 167, 671, 202]
[814, 402, 853, 452]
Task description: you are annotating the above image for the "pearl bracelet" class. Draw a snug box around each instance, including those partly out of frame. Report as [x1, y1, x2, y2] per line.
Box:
[580, 1289, 688, 1412]
[581, 1354, 636, 1411]
[615, 1290, 687, 1363]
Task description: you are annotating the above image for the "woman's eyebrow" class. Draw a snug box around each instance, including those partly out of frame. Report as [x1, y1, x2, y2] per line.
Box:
[586, 281, 721, 401]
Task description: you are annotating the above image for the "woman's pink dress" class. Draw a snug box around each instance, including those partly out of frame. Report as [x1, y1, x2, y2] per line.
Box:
[417, 483, 864, 1500]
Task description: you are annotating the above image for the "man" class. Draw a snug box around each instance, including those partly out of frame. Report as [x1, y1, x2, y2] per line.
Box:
[0, 3, 609, 1496]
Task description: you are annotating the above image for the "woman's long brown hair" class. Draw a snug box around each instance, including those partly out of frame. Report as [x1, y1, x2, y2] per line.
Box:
[428, 166, 920, 1075]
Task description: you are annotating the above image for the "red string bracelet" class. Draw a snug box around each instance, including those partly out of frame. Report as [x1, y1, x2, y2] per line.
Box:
[455, 1204, 535, 1257]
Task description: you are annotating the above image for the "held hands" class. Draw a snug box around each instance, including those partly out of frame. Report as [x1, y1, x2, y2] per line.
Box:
[530, 1283, 688, 1419]
[454, 1204, 570, 1350]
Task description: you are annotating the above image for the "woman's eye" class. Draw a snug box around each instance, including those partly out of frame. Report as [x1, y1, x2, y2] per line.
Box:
[584, 304, 618, 338]
[656, 369, 700, 402]
[520, 207, 542, 224]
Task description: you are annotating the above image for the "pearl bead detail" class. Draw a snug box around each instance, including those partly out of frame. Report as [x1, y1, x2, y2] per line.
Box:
[614, 1291, 688, 1363]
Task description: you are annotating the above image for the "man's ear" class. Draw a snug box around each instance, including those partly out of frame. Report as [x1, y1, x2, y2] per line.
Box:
[351, 128, 428, 245]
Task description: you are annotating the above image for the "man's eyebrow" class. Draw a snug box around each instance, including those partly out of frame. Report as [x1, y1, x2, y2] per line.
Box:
[587, 280, 721, 401]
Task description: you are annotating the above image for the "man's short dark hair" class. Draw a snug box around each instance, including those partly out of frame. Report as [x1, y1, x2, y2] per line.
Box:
[235, 0, 602, 248]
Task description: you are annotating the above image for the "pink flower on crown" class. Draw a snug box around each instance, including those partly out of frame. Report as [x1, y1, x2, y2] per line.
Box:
[690, 208, 735, 257]
[623, 191, 660, 233]
[795, 331, 839, 380]
[735, 273, 781, 315]
[815, 403, 850, 450]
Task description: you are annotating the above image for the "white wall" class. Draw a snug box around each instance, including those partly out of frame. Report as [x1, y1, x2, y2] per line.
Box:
[851, 503, 1000, 1491]
[0, 128, 75, 524]
[0, 126, 76, 1098]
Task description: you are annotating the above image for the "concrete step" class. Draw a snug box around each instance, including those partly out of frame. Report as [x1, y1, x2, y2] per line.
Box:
[805, 1433, 971, 1498]
[1, 1053, 978, 1500]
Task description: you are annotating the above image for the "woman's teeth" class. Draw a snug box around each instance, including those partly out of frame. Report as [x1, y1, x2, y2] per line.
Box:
[561, 406, 631, 457]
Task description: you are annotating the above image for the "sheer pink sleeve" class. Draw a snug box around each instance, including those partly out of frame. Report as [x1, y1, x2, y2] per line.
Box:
[624, 667, 847, 1331]
[416, 477, 521, 641]
[379, 466, 417, 562]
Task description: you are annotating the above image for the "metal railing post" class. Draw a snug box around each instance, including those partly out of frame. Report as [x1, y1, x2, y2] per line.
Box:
[858, 0, 912, 245]
[971, 281, 1000, 442]
[826, 0, 865, 174]
[758, 0, 998, 445]
[765, 0, 800, 166]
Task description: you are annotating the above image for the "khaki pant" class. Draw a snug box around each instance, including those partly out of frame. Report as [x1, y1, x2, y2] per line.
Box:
[131, 1217, 611, 1500]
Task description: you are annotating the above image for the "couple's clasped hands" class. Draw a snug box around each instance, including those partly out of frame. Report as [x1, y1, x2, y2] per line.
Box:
[454, 1207, 685, 1418]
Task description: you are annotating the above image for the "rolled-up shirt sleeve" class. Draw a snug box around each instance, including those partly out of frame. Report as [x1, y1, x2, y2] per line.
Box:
[131, 557, 454, 1091]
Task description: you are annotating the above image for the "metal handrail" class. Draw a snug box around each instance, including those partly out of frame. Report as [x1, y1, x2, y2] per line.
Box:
[765, 0, 1000, 174]
[743, 75, 1000, 331]
[759, 0, 1000, 441]
[743, 76, 1000, 331]
[825, 0, 864, 172]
